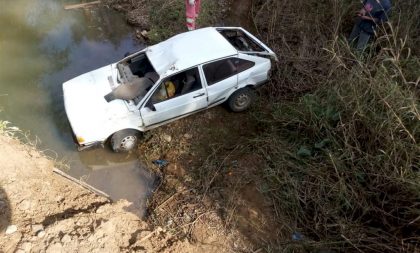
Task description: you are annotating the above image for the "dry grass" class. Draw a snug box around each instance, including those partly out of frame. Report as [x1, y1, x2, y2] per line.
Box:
[251, 0, 420, 251]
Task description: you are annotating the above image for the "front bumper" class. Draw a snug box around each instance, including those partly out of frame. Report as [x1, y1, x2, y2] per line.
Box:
[77, 141, 104, 151]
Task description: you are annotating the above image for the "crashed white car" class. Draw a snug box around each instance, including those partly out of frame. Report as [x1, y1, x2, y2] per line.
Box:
[63, 27, 277, 152]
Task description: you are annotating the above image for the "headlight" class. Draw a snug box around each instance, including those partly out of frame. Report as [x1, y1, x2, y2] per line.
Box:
[76, 136, 85, 144]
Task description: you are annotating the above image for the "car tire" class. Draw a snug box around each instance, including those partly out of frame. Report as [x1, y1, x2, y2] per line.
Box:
[110, 129, 141, 152]
[227, 87, 255, 112]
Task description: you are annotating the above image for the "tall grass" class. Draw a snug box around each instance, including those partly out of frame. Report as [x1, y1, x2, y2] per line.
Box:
[252, 0, 419, 251]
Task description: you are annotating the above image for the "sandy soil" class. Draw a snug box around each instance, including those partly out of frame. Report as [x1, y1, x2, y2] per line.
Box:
[0, 134, 146, 252]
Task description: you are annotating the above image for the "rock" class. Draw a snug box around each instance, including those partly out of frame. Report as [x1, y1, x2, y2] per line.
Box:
[15, 249, 25, 253]
[76, 217, 90, 226]
[5, 225, 17, 234]
[32, 224, 44, 234]
[46, 243, 63, 253]
[55, 196, 64, 203]
[20, 242, 32, 252]
[37, 230, 46, 238]
[61, 234, 71, 243]
[96, 206, 105, 214]
[184, 133, 192, 139]
[162, 134, 172, 142]
[18, 199, 31, 211]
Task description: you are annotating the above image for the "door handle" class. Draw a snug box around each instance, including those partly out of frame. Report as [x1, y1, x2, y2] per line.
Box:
[193, 93, 205, 98]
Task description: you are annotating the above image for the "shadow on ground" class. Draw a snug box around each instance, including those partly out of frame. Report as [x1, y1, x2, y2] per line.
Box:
[0, 186, 11, 233]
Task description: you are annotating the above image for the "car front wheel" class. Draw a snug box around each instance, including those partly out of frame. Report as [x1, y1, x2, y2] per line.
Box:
[110, 129, 141, 152]
[227, 88, 255, 112]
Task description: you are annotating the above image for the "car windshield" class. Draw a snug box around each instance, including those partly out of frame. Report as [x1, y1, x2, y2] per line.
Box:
[117, 53, 157, 84]
[105, 53, 159, 104]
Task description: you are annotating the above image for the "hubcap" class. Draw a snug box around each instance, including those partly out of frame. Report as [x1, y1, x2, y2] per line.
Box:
[120, 135, 137, 151]
[235, 93, 251, 109]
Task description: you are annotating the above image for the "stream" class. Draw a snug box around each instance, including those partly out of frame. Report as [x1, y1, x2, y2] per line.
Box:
[0, 0, 155, 217]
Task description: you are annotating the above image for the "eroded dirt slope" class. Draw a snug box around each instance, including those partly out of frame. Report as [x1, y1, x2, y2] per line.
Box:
[0, 134, 253, 253]
[0, 135, 150, 252]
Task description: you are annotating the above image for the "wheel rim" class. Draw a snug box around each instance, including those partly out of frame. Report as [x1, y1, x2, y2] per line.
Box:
[120, 135, 137, 151]
[235, 93, 251, 110]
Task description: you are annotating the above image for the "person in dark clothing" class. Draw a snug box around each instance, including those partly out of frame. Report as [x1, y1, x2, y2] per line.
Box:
[348, 0, 392, 51]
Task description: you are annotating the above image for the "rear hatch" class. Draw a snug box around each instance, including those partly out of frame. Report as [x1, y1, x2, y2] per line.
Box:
[216, 27, 278, 61]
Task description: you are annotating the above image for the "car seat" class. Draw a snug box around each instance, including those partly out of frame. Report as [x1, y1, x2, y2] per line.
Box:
[181, 75, 196, 94]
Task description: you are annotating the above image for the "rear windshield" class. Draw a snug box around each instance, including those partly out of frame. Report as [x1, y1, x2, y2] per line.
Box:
[218, 29, 266, 52]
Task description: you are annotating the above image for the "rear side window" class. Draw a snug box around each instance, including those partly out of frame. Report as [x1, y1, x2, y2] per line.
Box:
[234, 58, 255, 73]
[203, 58, 255, 86]
[203, 59, 236, 85]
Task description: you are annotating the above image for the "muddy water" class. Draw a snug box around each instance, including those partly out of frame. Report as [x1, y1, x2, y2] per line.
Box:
[0, 0, 154, 216]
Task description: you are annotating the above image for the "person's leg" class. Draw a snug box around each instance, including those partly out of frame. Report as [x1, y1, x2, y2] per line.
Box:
[186, 0, 196, 30]
[195, 0, 201, 17]
[356, 30, 371, 51]
[348, 18, 362, 45]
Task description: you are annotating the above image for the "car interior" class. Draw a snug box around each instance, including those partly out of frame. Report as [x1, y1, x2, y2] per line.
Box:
[218, 29, 265, 52]
[117, 53, 156, 84]
[203, 58, 237, 85]
[149, 67, 202, 105]
[110, 53, 160, 104]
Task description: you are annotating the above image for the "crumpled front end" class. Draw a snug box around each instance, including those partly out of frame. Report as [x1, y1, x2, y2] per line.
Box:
[63, 65, 130, 148]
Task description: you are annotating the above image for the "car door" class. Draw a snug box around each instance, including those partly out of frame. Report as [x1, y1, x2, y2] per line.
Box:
[202, 58, 238, 106]
[234, 56, 258, 88]
[140, 67, 208, 127]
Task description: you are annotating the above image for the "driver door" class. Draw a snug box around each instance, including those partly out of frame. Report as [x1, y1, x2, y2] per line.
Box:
[140, 67, 208, 127]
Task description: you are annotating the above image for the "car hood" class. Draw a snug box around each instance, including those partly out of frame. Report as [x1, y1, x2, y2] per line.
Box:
[63, 64, 130, 144]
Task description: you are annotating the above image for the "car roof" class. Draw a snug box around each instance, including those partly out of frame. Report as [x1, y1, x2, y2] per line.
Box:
[146, 27, 238, 76]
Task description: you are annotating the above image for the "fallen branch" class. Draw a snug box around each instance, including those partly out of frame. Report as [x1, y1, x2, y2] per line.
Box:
[64, 1, 101, 10]
[138, 227, 163, 243]
[53, 168, 111, 200]
[156, 189, 191, 210]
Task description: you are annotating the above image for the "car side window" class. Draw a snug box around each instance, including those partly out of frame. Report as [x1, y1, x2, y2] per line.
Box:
[149, 67, 202, 105]
[234, 58, 255, 73]
[203, 58, 255, 86]
[203, 58, 237, 86]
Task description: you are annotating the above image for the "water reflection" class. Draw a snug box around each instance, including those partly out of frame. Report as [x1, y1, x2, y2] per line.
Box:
[76, 149, 155, 217]
[0, 0, 154, 216]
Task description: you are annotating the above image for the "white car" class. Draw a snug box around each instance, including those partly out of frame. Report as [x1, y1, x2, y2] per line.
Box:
[63, 27, 277, 152]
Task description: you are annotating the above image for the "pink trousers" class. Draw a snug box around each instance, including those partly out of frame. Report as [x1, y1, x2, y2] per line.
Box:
[186, 0, 201, 30]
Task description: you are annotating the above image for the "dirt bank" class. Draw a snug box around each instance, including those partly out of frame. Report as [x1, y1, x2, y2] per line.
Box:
[0, 133, 257, 252]
[0, 134, 145, 252]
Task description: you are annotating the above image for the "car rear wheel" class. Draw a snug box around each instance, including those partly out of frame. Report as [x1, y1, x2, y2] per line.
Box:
[110, 129, 141, 152]
[227, 88, 254, 112]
